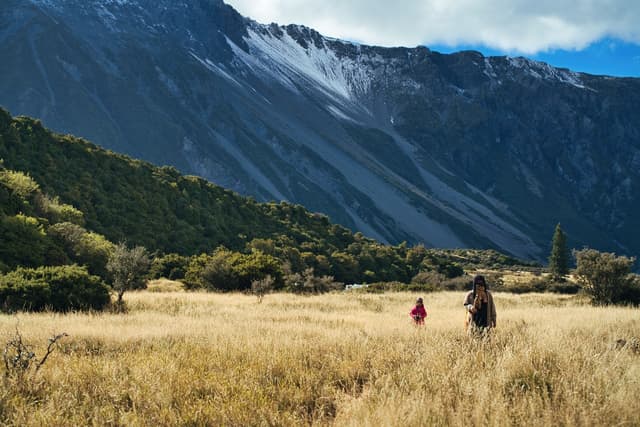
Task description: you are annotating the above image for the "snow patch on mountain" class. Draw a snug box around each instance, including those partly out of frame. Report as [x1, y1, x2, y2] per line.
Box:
[190, 52, 243, 88]
[508, 56, 585, 88]
[233, 26, 374, 110]
[326, 105, 357, 122]
[483, 57, 499, 80]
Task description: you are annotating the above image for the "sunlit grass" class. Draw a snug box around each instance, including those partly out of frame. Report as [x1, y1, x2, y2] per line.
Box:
[1, 291, 638, 426]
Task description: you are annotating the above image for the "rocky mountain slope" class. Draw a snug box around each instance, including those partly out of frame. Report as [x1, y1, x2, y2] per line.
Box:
[2, 0, 640, 260]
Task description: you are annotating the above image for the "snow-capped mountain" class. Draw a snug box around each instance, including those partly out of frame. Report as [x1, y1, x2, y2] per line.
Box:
[3, 0, 640, 260]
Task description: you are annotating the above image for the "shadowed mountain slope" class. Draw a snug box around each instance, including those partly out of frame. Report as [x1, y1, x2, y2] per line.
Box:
[2, 0, 640, 260]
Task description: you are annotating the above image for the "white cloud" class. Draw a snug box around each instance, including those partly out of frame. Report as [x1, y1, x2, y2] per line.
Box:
[225, 0, 640, 54]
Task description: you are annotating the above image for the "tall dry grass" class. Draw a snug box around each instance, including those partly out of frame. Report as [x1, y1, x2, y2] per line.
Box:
[0, 291, 638, 426]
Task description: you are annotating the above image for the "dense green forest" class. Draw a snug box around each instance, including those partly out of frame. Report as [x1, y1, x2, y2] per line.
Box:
[0, 107, 540, 306]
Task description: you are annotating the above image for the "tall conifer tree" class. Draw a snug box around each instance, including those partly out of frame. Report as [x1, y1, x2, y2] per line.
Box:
[549, 223, 570, 279]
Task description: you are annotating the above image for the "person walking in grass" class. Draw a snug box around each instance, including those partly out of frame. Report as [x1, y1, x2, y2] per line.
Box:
[463, 275, 496, 334]
[409, 297, 427, 325]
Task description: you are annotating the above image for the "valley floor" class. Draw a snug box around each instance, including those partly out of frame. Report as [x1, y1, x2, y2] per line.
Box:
[1, 291, 638, 425]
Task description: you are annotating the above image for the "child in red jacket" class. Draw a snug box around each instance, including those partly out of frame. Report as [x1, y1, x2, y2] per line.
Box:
[409, 297, 427, 325]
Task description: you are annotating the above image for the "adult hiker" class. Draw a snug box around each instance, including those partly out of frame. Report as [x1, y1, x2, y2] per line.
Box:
[463, 275, 496, 333]
[409, 297, 428, 325]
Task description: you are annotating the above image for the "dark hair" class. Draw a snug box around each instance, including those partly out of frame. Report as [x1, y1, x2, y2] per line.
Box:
[472, 275, 488, 295]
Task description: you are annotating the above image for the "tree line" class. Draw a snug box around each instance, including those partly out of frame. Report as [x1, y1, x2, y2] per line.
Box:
[1, 108, 638, 311]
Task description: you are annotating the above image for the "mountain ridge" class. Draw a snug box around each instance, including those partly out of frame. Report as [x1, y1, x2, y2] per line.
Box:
[2, 0, 640, 260]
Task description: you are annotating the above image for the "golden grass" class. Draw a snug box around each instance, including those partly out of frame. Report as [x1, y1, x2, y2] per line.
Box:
[146, 279, 185, 293]
[1, 291, 639, 426]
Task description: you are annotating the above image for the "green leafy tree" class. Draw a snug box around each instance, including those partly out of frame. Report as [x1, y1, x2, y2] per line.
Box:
[106, 242, 150, 305]
[549, 223, 570, 280]
[184, 248, 283, 291]
[200, 248, 240, 291]
[183, 253, 215, 289]
[233, 251, 283, 291]
[573, 248, 636, 305]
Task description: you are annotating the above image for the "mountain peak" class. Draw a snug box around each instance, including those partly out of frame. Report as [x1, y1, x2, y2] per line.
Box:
[3, 0, 640, 260]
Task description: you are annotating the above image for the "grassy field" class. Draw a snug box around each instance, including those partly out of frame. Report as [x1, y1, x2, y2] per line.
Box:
[1, 290, 639, 426]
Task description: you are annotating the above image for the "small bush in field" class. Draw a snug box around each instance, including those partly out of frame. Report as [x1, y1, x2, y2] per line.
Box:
[0, 265, 110, 312]
[184, 248, 283, 292]
[440, 275, 472, 291]
[285, 268, 342, 293]
[411, 271, 445, 287]
[547, 280, 581, 294]
[574, 248, 637, 305]
[411, 272, 471, 292]
[251, 275, 275, 303]
[618, 275, 640, 305]
[502, 278, 548, 294]
[3, 328, 68, 381]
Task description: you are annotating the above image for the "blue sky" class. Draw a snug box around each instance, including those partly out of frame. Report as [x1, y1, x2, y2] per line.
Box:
[226, 0, 640, 78]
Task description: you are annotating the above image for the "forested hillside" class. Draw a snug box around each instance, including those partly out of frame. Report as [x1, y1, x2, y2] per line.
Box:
[0, 108, 535, 286]
[0, 107, 359, 254]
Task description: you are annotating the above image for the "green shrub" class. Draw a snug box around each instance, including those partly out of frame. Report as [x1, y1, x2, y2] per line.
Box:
[485, 276, 580, 295]
[183, 253, 214, 290]
[184, 248, 283, 292]
[149, 253, 189, 280]
[34, 194, 84, 225]
[0, 214, 52, 268]
[283, 268, 342, 294]
[546, 280, 581, 294]
[440, 275, 472, 291]
[618, 276, 640, 305]
[233, 251, 283, 291]
[365, 281, 434, 293]
[0, 265, 110, 312]
[574, 248, 636, 305]
[419, 254, 465, 279]
[48, 222, 114, 277]
[411, 272, 470, 292]
[502, 278, 548, 294]
[411, 271, 445, 287]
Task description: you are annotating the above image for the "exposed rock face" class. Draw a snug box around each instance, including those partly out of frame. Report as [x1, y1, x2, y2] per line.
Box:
[2, 0, 640, 259]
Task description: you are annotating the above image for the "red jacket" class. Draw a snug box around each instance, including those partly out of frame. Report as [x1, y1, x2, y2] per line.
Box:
[409, 305, 427, 324]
